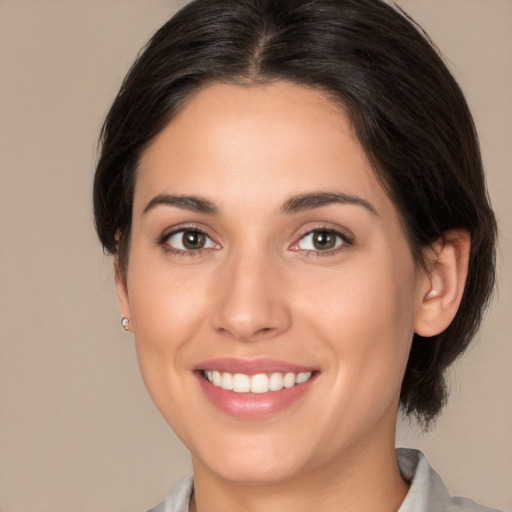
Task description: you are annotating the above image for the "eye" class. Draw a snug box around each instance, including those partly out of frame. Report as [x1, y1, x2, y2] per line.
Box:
[293, 228, 349, 252]
[164, 229, 218, 252]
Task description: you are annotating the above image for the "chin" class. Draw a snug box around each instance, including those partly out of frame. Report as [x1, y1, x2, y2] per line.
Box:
[189, 429, 315, 485]
[200, 455, 308, 485]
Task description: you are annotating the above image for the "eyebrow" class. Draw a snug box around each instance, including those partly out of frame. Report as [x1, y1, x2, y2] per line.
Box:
[280, 192, 378, 216]
[142, 191, 378, 217]
[142, 194, 219, 215]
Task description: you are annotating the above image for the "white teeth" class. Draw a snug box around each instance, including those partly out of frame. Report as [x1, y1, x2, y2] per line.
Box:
[233, 373, 251, 392]
[203, 370, 313, 393]
[269, 372, 284, 391]
[283, 372, 296, 388]
[220, 372, 233, 390]
[296, 372, 311, 384]
[212, 371, 221, 386]
[250, 373, 269, 393]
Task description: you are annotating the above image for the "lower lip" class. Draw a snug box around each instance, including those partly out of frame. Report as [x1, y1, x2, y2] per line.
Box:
[196, 373, 316, 419]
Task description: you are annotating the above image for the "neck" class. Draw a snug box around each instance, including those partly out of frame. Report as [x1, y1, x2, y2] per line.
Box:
[191, 434, 408, 512]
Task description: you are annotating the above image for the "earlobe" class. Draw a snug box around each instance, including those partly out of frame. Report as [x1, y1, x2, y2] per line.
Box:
[114, 260, 131, 326]
[414, 229, 471, 337]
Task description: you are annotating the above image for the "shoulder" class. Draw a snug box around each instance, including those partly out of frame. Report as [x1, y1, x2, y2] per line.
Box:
[145, 475, 194, 512]
[397, 448, 504, 512]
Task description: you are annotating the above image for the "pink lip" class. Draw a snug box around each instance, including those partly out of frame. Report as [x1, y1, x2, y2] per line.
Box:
[193, 358, 319, 419]
[193, 357, 316, 375]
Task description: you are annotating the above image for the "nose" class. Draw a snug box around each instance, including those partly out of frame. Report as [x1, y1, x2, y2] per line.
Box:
[211, 250, 292, 342]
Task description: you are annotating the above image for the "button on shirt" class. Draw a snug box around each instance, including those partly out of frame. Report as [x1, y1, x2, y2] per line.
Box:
[146, 448, 503, 512]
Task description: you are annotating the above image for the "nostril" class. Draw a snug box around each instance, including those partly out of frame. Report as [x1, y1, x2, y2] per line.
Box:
[255, 326, 274, 336]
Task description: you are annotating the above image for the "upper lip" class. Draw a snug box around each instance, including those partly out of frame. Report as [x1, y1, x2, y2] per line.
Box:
[193, 358, 317, 375]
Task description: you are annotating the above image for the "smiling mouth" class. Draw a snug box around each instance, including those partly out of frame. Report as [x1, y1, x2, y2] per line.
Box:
[201, 370, 314, 393]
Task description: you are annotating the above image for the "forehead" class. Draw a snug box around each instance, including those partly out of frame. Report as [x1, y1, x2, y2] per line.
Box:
[135, 81, 392, 218]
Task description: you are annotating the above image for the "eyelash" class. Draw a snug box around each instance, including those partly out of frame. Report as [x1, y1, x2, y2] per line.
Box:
[158, 225, 217, 258]
[157, 225, 353, 258]
[291, 226, 353, 257]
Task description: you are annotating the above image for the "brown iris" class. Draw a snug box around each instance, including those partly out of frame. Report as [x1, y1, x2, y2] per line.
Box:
[182, 231, 207, 250]
[312, 230, 337, 250]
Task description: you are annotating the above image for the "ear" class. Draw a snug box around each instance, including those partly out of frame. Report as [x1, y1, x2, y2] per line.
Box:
[414, 229, 471, 337]
[114, 260, 131, 328]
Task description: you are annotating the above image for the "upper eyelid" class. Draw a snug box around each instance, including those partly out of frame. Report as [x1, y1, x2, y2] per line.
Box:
[161, 223, 214, 239]
[158, 223, 353, 248]
[158, 224, 219, 249]
[301, 227, 348, 237]
[295, 224, 354, 242]
[161, 227, 220, 255]
[289, 226, 355, 255]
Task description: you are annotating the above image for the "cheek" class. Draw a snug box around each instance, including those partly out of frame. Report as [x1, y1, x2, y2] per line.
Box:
[298, 250, 419, 398]
[125, 260, 210, 402]
[128, 258, 209, 342]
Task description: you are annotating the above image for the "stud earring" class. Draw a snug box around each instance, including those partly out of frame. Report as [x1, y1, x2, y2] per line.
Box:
[121, 317, 130, 332]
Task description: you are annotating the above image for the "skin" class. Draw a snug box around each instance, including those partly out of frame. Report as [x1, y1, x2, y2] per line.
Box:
[116, 82, 469, 512]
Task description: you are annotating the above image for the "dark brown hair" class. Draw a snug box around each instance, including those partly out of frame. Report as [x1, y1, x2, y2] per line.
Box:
[93, 0, 497, 426]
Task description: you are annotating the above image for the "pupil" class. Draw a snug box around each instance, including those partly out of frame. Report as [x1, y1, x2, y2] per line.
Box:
[183, 231, 205, 250]
[313, 231, 335, 250]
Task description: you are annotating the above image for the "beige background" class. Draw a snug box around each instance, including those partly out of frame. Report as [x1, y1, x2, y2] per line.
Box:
[0, 1, 510, 511]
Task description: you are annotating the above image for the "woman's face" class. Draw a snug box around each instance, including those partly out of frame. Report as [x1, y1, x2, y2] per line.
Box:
[118, 82, 430, 483]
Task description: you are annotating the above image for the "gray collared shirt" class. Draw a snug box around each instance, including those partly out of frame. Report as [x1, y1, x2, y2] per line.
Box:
[147, 448, 503, 512]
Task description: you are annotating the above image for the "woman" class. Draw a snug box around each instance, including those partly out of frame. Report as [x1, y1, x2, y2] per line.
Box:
[93, 0, 500, 511]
